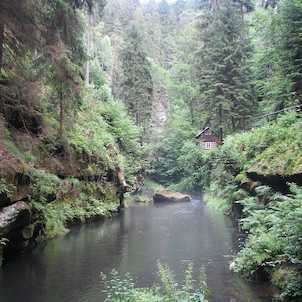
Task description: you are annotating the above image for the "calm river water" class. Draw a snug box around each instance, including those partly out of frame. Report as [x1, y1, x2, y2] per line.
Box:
[0, 198, 275, 302]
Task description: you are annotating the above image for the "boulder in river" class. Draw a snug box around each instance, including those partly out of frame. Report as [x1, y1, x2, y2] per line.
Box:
[153, 189, 191, 202]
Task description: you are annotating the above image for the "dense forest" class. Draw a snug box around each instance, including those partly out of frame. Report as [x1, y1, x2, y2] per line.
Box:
[1, 0, 302, 300]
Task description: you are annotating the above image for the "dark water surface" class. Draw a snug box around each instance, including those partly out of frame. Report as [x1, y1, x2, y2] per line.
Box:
[0, 199, 275, 302]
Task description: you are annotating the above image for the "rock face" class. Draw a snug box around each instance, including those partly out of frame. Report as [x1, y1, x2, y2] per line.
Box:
[153, 189, 191, 202]
[0, 201, 31, 236]
[0, 142, 126, 263]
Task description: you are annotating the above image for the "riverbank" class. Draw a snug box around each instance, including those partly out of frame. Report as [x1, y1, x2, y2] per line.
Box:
[202, 113, 302, 301]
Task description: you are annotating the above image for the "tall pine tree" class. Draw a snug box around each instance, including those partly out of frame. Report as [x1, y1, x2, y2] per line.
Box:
[194, 0, 254, 137]
[119, 24, 153, 129]
[250, 0, 302, 111]
[273, 0, 302, 105]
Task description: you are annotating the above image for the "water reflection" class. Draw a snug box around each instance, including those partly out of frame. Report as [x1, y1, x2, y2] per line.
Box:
[0, 199, 275, 302]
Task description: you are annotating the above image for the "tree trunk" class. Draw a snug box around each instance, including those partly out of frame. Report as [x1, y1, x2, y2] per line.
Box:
[59, 87, 63, 139]
[0, 21, 4, 73]
[219, 102, 223, 142]
[85, 11, 92, 86]
[232, 116, 235, 132]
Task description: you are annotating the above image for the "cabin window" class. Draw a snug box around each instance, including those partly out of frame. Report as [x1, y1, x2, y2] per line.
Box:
[205, 142, 212, 149]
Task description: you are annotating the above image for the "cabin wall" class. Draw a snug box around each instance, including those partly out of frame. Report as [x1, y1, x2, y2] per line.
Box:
[200, 141, 218, 151]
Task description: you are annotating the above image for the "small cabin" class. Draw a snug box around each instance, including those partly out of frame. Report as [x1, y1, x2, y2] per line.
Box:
[196, 127, 219, 151]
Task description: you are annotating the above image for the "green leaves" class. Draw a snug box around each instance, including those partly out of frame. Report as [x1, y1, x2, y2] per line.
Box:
[233, 184, 302, 298]
[197, 111, 302, 298]
[101, 262, 209, 302]
[194, 0, 254, 134]
[250, 0, 302, 109]
[118, 25, 153, 128]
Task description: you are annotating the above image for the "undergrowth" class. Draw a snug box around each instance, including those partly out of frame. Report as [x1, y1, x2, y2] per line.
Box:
[101, 261, 209, 302]
[234, 184, 302, 299]
[26, 168, 119, 238]
[0, 171, 16, 199]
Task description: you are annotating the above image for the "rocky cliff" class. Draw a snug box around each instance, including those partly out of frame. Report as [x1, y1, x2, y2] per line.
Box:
[0, 95, 143, 265]
[0, 138, 128, 264]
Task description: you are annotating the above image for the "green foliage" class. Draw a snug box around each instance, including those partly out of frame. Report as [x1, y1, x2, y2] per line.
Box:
[0, 238, 9, 246]
[200, 112, 302, 186]
[66, 93, 143, 186]
[67, 107, 115, 161]
[167, 24, 199, 125]
[234, 184, 302, 299]
[143, 178, 163, 190]
[101, 262, 209, 302]
[196, 113, 302, 299]
[148, 107, 197, 187]
[101, 270, 162, 302]
[200, 113, 302, 215]
[39, 197, 118, 238]
[118, 24, 153, 128]
[249, 0, 302, 110]
[26, 168, 60, 203]
[194, 0, 255, 134]
[203, 193, 233, 214]
[100, 100, 141, 159]
[26, 168, 119, 237]
[2, 141, 23, 158]
[0, 171, 16, 198]
[174, 141, 204, 192]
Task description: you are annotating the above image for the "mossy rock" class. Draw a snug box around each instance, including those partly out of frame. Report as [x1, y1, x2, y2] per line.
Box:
[153, 189, 191, 202]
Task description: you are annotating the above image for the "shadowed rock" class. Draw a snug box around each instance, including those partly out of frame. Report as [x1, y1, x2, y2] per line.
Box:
[0, 201, 31, 236]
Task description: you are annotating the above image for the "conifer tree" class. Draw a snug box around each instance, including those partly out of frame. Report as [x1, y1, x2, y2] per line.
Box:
[168, 24, 199, 125]
[250, 0, 302, 110]
[0, 0, 37, 75]
[273, 0, 302, 105]
[194, 0, 254, 137]
[119, 24, 153, 129]
[39, 0, 86, 138]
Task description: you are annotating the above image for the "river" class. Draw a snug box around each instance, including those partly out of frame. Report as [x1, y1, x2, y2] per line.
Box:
[0, 198, 275, 302]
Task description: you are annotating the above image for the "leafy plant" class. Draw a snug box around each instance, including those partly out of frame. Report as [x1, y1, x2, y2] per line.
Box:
[0, 238, 9, 246]
[101, 262, 209, 302]
[234, 184, 302, 298]
[0, 171, 16, 198]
